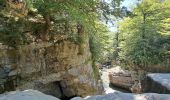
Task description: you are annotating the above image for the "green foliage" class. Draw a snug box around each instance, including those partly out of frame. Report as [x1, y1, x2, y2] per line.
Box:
[92, 61, 100, 80]
[0, 0, 123, 48]
[67, 32, 78, 43]
[101, 0, 125, 19]
[32, 0, 98, 29]
[0, 0, 99, 45]
[89, 21, 113, 62]
[0, 16, 30, 47]
[118, 0, 170, 70]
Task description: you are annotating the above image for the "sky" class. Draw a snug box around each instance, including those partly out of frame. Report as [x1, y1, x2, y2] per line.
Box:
[121, 0, 139, 10]
[105, 0, 139, 32]
[105, 0, 138, 8]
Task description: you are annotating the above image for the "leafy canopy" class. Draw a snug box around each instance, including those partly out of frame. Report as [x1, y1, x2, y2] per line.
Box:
[118, 0, 170, 70]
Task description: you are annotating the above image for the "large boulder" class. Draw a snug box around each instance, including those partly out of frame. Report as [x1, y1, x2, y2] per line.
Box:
[147, 73, 170, 93]
[0, 90, 60, 100]
[108, 67, 134, 90]
[85, 92, 170, 100]
[108, 66, 144, 93]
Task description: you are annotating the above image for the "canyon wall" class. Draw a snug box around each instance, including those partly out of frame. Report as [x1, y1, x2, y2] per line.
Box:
[0, 39, 103, 98]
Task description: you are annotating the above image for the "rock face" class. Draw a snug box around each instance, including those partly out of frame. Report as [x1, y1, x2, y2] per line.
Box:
[108, 67, 144, 93]
[109, 72, 133, 90]
[0, 40, 103, 98]
[108, 67, 134, 91]
[146, 73, 170, 93]
[0, 90, 60, 100]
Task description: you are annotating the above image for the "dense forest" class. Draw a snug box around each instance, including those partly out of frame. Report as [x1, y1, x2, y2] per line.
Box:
[1, 0, 169, 67]
[0, 0, 170, 100]
[118, 0, 170, 71]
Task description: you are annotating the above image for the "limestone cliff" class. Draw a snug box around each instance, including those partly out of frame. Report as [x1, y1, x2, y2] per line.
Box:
[0, 38, 103, 98]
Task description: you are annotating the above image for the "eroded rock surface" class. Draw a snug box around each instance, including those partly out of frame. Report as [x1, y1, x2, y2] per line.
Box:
[108, 67, 134, 90]
[0, 40, 103, 98]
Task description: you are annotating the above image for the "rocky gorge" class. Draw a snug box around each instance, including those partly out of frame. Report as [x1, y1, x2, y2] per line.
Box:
[0, 1, 104, 98]
[0, 0, 170, 100]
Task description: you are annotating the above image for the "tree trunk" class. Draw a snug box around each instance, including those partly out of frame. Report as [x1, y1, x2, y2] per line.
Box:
[40, 14, 51, 41]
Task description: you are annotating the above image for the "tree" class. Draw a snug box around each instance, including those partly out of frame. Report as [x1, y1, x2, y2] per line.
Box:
[119, 0, 170, 71]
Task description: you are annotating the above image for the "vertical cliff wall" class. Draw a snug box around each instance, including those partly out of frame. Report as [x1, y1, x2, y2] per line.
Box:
[0, 39, 103, 98]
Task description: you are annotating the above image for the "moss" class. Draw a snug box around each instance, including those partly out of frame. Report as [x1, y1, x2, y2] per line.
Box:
[84, 57, 91, 65]
[77, 33, 87, 55]
[68, 32, 78, 43]
[92, 61, 100, 80]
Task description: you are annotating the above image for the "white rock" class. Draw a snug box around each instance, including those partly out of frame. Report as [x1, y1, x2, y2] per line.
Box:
[71, 97, 84, 100]
[85, 92, 170, 100]
[0, 90, 60, 100]
[148, 73, 170, 90]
